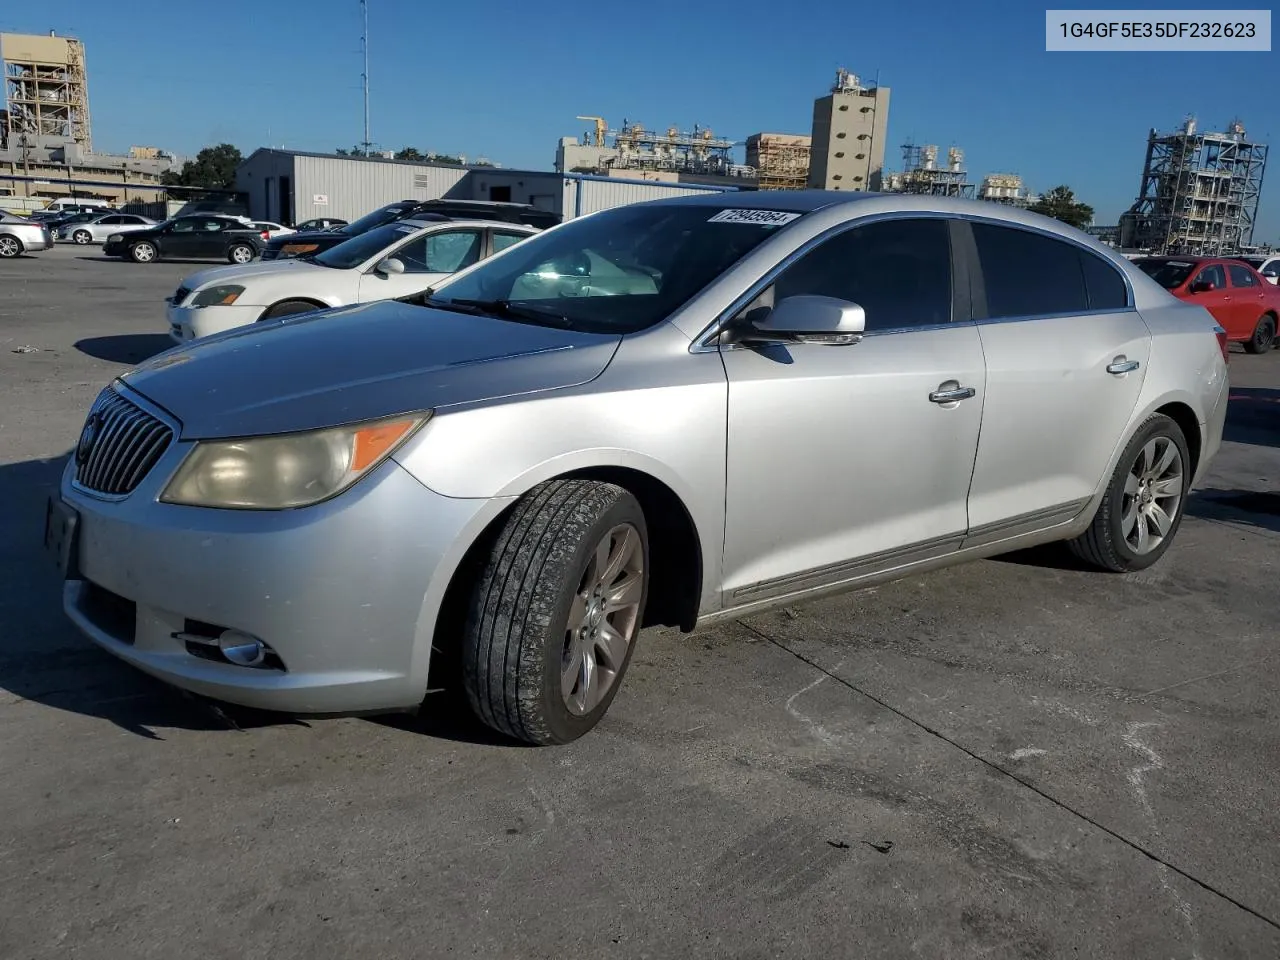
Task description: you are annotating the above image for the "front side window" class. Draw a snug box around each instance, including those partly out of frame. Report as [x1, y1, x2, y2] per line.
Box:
[765, 217, 953, 331]
[428, 204, 800, 334]
[394, 229, 482, 274]
[972, 222, 1088, 318]
[98, 215, 123, 225]
[1193, 264, 1226, 290]
[1227, 264, 1258, 288]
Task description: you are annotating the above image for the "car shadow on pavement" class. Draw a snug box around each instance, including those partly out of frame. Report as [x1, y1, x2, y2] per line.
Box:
[75, 334, 173, 364]
[0, 451, 307, 739]
[75, 256, 237, 266]
[1187, 489, 1280, 534]
[1224, 387, 1279, 449]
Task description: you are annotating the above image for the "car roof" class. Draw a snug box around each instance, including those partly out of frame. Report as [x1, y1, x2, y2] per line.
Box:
[398, 217, 539, 230]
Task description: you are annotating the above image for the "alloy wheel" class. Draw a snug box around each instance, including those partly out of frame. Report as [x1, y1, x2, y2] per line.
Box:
[561, 523, 644, 716]
[0, 236, 19, 257]
[1121, 436, 1184, 555]
[231, 246, 253, 263]
[74, 231, 91, 244]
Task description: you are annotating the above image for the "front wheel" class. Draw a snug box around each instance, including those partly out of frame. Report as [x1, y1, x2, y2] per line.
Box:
[1068, 413, 1190, 572]
[72, 229, 93, 245]
[129, 241, 157, 263]
[228, 243, 255, 264]
[1243, 314, 1276, 354]
[260, 299, 321, 321]
[462, 479, 649, 745]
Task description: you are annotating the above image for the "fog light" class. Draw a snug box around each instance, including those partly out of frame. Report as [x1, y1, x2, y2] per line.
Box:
[218, 629, 266, 666]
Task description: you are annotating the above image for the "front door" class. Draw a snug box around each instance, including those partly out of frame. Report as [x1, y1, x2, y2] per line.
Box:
[358, 227, 484, 302]
[158, 220, 201, 258]
[1185, 262, 1233, 331]
[720, 216, 986, 606]
[962, 220, 1150, 541]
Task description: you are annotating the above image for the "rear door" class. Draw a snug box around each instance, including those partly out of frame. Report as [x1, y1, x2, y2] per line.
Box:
[1226, 263, 1268, 336]
[961, 220, 1149, 543]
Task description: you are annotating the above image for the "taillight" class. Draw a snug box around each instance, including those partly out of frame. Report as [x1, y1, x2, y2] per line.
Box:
[1213, 324, 1229, 363]
[261, 230, 270, 240]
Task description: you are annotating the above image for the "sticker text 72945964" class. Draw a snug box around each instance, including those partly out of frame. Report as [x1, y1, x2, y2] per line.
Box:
[706, 209, 802, 226]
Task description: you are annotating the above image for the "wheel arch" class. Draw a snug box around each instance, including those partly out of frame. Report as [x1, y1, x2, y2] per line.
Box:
[258, 296, 332, 320]
[425, 464, 705, 703]
[0, 232, 25, 254]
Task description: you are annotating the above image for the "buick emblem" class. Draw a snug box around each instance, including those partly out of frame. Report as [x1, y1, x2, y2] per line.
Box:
[75, 412, 102, 466]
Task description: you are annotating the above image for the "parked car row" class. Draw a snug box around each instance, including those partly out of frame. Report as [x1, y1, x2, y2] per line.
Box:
[48, 192, 1234, 747]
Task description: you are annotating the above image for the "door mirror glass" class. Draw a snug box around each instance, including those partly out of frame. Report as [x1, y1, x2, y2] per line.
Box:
[740, 294, 866, 345]
[375, 257, 405, 276]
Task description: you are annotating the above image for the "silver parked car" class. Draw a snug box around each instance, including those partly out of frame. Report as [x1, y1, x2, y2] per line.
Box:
[56, 213, 156, 244]
[0, 213, 54, 257]
[47, 193, 1229, 745]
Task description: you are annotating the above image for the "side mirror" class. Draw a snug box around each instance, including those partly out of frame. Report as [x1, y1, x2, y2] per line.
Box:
[375, 257, 405, 276]
[737, 295, 866, 346]
[1189, 280, 1215, 294]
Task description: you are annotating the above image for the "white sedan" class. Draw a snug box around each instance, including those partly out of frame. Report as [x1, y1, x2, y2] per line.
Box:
[55, 213, 156, 244]
[167, 218, 539, 342]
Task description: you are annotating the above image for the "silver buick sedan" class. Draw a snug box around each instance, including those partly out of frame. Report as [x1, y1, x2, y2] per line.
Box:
[48, 192, 1229, 745]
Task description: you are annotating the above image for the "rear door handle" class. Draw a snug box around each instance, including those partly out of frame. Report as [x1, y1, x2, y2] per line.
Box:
[1107, 356, 1140, 375]
[929, 384, 977, 404]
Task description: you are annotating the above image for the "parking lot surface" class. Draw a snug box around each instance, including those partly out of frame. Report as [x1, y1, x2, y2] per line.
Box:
[2, 245, 1278, 959]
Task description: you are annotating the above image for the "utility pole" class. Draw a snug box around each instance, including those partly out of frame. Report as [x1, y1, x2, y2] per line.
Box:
[360, 0, 371, 156]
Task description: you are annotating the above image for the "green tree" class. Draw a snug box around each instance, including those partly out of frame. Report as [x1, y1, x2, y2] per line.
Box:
[1028, 185, 1094, 229]
[161, 143, 243, 189]
[395, 147, 425, 161]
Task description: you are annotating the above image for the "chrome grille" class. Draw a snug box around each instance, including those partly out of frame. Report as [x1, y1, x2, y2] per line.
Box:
[74, 389, 174, 496]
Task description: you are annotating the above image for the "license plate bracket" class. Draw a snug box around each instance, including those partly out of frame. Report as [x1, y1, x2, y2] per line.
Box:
[44, 496, 81, 580]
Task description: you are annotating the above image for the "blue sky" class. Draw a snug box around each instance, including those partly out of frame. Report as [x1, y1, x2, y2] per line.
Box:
[5, 0, 1276, 238]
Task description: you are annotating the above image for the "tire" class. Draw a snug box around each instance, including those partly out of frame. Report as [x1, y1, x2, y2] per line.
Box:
[0, 235, 22, 258]
[1068, 413, 1190, 573]
[260, 299, 321, 321]
[228, 243, 256, 264]
[463, 479, 649, 745]
[129, 241, 157, 263]
[1243, 314, 1276, 354]
[72, 230, 93, 245]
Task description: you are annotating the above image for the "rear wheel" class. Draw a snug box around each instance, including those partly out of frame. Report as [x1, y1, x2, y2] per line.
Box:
[228, 243, 255, 264]
[0, 235, 21, 258]
[462, 479, 648, 745]
[1068, 414, 1189, 572]
[72, 229, 93, 245]
[129, 241, 157, 263]
[1243, 314, 1276, 354]
[260, 299, 321, 321]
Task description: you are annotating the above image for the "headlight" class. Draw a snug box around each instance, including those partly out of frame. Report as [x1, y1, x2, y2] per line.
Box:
[191, 285, 246, 307]
[160, 413, 431, 509]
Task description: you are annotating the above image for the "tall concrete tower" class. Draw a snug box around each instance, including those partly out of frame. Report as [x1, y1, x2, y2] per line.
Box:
[1, 31, 92, 152]
[808, 68, 889, 192]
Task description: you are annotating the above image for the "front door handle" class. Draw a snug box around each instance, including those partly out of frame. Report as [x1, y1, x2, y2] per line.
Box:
[1107, 356, 1141, 375]
[929, 383, 977, 404]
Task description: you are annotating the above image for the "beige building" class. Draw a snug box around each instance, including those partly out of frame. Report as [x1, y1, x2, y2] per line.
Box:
[745, 133, 811, 191]
[808, 68, 890, 192]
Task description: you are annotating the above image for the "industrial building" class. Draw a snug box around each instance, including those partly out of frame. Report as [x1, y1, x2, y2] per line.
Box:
[1120, 117, 1268, 255]
[746, 133, 811, 191]
[807, 69, 890, 191]
[0, 31, 180, 211]
[880, 142, 974, 197]
[236, 148, 736, 225]
[555, 117, 753, 187]
[978, 173, 1036, 207]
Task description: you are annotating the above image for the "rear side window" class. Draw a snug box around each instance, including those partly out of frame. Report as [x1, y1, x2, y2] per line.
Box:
[1079, 250, 1129, 309]
[1227, 264, 1258, 288]
[972, 223, 1088, 318]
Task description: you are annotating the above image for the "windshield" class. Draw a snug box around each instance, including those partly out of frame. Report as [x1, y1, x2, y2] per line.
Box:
[1135, 259, 1196, 289]
[313, 222, 416, 269]
[428, 204, 802, 334]
[335, 203, 415, 237]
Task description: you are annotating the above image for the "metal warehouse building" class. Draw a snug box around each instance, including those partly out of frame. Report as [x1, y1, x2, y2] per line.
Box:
[235, 149, 735, 226]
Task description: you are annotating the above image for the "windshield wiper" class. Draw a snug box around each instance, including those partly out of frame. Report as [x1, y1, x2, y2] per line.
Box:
[425, 297, 576, 329]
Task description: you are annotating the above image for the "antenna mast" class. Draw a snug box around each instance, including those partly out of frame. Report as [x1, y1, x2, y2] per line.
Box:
[360, 0, 371, 154]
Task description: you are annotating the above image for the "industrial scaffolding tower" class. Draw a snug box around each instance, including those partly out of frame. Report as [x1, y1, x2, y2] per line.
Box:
[1, 32, 92, 151]
[1121, 118, 1267, 255]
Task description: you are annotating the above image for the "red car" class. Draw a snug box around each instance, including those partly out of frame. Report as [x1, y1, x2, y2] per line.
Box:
[1135, 256, 1278, 354]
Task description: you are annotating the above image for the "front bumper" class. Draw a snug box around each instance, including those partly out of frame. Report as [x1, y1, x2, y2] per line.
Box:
[58, 436, 506, 714]
[167, 301, 265, 343]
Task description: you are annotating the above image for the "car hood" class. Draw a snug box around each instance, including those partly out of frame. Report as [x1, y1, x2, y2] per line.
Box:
[180, 258, 321, 290]
[121, 300, 622, 440]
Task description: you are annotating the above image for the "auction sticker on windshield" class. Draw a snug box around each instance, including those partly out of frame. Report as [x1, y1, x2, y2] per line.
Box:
[707, 209, 802, 226]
